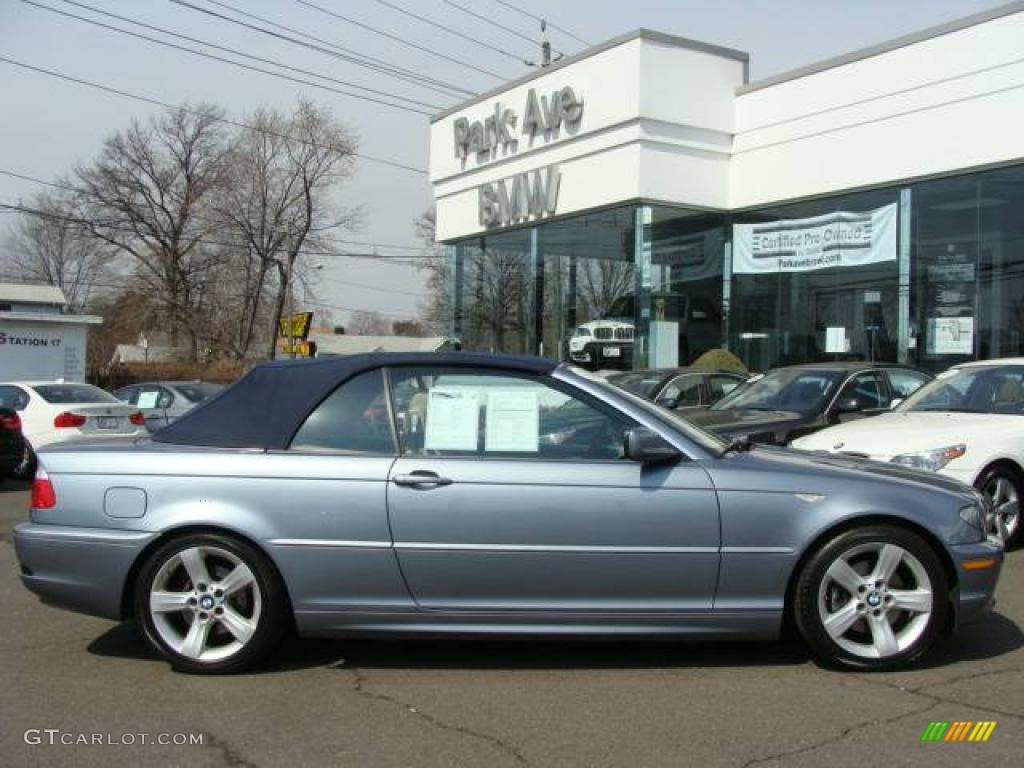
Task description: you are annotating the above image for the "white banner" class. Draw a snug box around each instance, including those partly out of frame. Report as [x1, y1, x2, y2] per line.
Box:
[733, 203, 898, 274]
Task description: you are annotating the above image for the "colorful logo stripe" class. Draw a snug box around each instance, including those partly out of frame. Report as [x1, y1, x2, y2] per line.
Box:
[921, 721, 996, 742]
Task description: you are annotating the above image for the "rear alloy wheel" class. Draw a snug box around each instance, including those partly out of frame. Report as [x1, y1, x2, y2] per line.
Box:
[976, 465, 1022, 547]
[12, 442, 36, 481]
[136, 533, 288, 673]
[794, 526, 948, 671]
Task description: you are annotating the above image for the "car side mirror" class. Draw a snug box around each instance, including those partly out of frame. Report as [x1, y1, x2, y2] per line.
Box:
[889, 398, 903, 410]
[835, 397, 862, 414]
[624, 427, 681, 465]
[655, 396, 680, 410]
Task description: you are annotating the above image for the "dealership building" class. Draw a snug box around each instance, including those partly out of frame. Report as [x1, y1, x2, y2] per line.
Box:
[429, 2, 1024, 373]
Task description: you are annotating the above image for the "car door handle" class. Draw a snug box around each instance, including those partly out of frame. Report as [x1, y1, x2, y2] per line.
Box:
[392, 471, 453, 488]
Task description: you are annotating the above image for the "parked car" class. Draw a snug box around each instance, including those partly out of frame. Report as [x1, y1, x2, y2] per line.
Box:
[793, 358, 1024, 546]
[0, 406, 25, 481]
[606, 368, 747, 411]
[568, 319, 634, 369]
[13, 353, 1002, 674]
[0, 381, 146, 478]
[114, 380, 224, 432]
[684, 363, 932, 445]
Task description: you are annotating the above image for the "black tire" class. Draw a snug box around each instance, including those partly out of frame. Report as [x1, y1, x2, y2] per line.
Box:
[12, 442, 36, 481]
[134, 532, 289, 674]
[793, 525, 949, 671]
[974, 463, 1023, 549]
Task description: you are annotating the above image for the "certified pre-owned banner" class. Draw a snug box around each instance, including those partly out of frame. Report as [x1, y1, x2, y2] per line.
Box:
[733, 203, 898, 274]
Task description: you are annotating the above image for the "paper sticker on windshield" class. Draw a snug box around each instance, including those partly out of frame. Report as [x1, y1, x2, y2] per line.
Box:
[485, 390, 539, 453]
[137, 391, 160, 409]
[424, 388, 480, 451]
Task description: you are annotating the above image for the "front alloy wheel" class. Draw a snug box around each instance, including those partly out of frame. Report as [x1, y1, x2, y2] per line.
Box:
[136, 534, 287, 673]
[978, 467, 1021, 546]
[795, 526, 948, 670]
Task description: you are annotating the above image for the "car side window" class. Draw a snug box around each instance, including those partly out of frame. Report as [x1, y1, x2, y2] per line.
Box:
[708, 374, 742, 403]
[888, 369, 929, 399]
[0, 385, 29, 410]
[290, 369, 396, 455]
[839, 372, 888, 410]
[660, 375, 703, 408]
[388, 367, 631, 461]
[115, 386, 139, 405]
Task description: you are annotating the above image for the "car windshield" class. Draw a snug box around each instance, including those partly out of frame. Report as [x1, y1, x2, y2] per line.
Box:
[32, 384, 120, 404]
[606, 372, 671, 399]
[175, 383, 223, 403]
[711, 369, 843, 413]
[900, 364, 1024, 414]
[563, 366, 728, 455]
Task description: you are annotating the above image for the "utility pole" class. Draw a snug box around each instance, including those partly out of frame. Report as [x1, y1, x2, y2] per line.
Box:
[541, 20, 551, 67]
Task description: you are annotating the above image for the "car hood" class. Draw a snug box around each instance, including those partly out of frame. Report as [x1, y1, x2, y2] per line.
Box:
[686, 408, 808, 437]
[791, 411, 1024, 459]
[716, 444, 978, 500]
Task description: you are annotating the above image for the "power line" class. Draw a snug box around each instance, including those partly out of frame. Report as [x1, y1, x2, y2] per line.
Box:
[0, 197, 438, 261]
[20, 0, 437, 115]
[374, 0, 533, 66]
[442, 0, 564, 57]
[491, 0, 591, 47]
[0, 56, 427, 175]
[174, 0, 474, 100]
[294, 0, 510, 81]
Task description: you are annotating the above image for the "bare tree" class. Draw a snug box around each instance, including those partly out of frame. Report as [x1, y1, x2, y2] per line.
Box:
[71, 104, 229, 359]
[216, 99, 357, 359]
[347, 310, 391, 335]
[578, 258, 634, 319]
[2, 190, 110, 310]
[414, 207, 449, 335]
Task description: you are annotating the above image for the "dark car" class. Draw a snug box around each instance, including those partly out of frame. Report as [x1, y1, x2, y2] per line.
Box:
[685, 363, 932, 445]
[606, 368, 747, 411]
[0, 406, 26, 481]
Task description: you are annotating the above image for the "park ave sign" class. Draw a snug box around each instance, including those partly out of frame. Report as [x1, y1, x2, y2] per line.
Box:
[453, 85, 584, 160]
[457, 85, 580, 228]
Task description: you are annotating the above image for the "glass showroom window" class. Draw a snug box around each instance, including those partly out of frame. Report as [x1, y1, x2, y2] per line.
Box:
[538, 206, 637, 370]
[730, 187, 901, 372]
[451, 228, 536, 355]
[910, 164, 1024, 372]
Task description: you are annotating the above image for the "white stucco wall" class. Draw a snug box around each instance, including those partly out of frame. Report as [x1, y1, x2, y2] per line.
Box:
[431, 5, 1024, 240]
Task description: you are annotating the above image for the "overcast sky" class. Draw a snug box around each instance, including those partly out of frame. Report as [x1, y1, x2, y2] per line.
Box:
[0, 0, 1008, 327]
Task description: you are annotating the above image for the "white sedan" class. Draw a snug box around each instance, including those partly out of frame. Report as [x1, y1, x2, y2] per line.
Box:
[0, 381, 146, 477]
[792, 358, 1024, 546]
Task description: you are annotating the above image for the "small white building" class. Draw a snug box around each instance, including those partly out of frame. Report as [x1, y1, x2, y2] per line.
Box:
[0, 282, 102, 381]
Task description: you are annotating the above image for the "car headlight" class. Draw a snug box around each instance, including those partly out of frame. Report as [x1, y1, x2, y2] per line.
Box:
[890, 444, 966, 472]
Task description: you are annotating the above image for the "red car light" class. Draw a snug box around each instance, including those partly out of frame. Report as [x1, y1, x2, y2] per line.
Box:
[31, 468, 57, 510]
[129, 412, 145, 426]
[53, 411, 87, 428]
[0, 412, 21, 431]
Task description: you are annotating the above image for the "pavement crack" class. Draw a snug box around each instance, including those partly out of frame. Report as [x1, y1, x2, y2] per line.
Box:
[202, 731, 259, 768]
[737, 699, 938, 768]
[344, 665, 531, 766]
[850, 666, 1024, 720]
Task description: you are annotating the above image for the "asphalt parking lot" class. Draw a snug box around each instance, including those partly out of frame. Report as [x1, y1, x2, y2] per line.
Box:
[0, 482, 1021, 768]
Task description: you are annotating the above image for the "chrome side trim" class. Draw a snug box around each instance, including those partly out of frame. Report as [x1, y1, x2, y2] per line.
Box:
[267, 539, 391, 549]
[720, 546, 794, 554]
[395, 542, 718, 554]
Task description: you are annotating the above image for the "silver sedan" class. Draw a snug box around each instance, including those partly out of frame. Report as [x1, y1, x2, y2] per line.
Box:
[13, 353, 1005, 674]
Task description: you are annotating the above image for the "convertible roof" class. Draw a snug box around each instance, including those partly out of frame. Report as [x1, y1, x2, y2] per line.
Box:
[152, 352, 557, 450]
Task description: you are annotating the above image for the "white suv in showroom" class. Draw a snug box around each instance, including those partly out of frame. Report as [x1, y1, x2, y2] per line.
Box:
[568, 320, 635, 369]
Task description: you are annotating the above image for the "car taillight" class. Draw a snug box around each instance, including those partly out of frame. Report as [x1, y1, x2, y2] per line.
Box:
[129, 411, 145, 426]
[0, 412, 20, 431]
[53, 411, 87, 428]
[31, 468, 57, 510]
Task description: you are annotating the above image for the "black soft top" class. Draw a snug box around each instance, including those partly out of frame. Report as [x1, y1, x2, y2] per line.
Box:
[152, 352, 557, 450]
